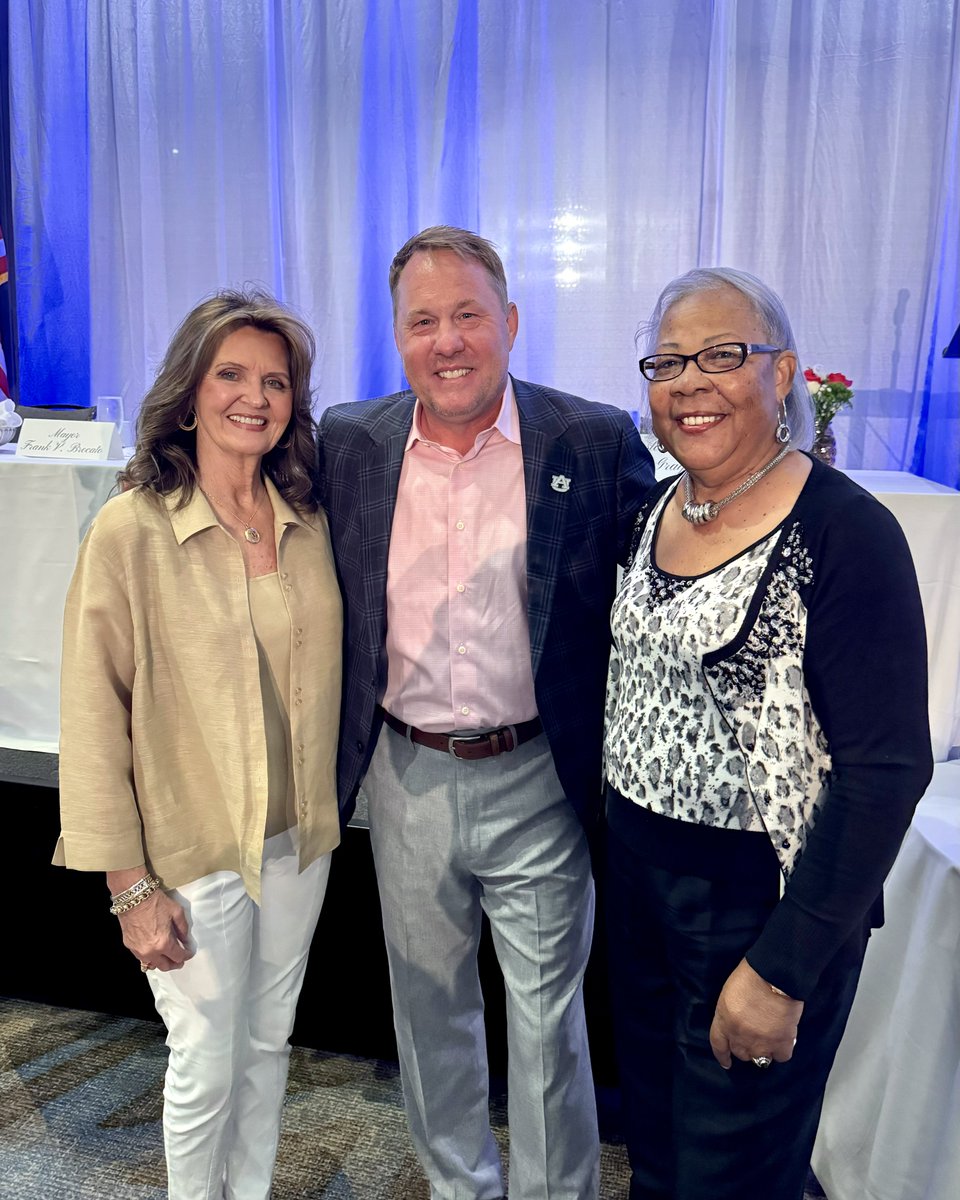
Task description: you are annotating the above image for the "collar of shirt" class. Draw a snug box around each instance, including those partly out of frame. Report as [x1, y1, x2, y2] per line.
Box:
[405, 375, 520, 459]
[166, 474, 309, 545]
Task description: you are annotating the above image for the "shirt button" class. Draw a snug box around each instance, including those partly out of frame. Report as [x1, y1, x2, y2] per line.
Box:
[295, 640, 303, 648]
[461, 705, 470, 715]
[282, 572, 289, 580]
[296, 627, 303, 635]
[455, 520, 465, 530]
[457, 645, 466, 655]
[456, 583, 465, 593]
[298, 743, 305, 752]
[295, 698, 303, 706]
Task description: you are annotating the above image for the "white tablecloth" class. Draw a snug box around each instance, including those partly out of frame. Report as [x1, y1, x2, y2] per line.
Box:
[847, 470, 960, 761]
[813, 761, 960, 1200]
[0, 447, 123, 752]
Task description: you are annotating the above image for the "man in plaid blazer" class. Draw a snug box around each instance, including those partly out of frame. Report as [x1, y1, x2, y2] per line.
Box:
[318, 226, 653, 1200]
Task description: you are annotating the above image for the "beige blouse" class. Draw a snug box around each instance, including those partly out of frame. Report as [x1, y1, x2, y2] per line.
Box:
[249, 571, 296, 839]
[54, 477, 342, 904]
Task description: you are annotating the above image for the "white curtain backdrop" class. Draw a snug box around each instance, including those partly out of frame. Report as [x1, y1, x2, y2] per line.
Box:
[11, 0, 960, 481]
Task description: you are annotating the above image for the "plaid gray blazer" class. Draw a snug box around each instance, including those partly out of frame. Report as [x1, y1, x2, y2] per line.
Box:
[317, 376, 655, 830]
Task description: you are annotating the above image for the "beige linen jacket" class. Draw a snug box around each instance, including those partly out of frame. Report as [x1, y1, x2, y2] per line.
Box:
[54, 477, 342, 903]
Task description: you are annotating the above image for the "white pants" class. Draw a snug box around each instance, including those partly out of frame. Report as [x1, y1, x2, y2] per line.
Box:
[147, 828, 331, 1200]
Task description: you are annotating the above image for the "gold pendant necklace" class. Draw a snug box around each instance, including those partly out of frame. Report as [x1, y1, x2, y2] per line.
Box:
[200, 484, 266, 544]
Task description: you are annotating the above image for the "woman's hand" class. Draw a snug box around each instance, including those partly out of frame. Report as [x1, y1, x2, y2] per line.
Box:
[107, 868, 193, 972]
[117, 889, 193, 971]
[709, 958, 803, 1069]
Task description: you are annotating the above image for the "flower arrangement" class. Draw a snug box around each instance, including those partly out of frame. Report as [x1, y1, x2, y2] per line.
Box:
[804, 367, 854, 437]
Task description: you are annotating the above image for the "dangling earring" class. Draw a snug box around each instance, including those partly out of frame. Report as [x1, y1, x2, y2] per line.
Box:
[775, 400, 790, 444]
[179, 410, 198, 432]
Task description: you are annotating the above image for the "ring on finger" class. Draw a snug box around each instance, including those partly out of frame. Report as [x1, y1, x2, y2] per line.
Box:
[140, 962, 152, 972]
[751, 1055, 773, 1068]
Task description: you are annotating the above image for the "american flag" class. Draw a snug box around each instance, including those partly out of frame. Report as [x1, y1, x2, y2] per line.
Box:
[0, 225, 9, 398]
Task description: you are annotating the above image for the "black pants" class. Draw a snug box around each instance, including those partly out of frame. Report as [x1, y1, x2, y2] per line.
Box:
[604, 789, 868, 1200]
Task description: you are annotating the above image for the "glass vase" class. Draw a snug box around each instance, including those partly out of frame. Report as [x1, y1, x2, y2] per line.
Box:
[811, 422, 837, 467]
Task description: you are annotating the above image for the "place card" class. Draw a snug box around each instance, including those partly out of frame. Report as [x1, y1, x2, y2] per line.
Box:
[640, 432, 681, 480]
[15, 418, 122, 461]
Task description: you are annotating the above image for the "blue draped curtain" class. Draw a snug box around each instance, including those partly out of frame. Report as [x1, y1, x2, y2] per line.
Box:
[0, 0, 17, 399]
[9, 0, 960, 483]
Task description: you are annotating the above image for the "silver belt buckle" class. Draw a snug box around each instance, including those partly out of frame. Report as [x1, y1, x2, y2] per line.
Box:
[447, 725, 519, 758]
[447, 732, 486, 758]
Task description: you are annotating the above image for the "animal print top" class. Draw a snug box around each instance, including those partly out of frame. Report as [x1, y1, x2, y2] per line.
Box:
[605, 482, 831, 878]
[604, 459, 931, 996]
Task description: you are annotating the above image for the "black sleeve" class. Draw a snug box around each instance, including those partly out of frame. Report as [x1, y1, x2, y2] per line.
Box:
[746, 490, 933, 998]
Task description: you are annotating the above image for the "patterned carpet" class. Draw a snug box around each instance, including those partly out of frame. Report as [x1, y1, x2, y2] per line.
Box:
[0, 997, 828, 1198]
[0, 998, 634, 1198]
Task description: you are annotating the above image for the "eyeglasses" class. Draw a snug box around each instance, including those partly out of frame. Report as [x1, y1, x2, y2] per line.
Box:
[638, 342, 781, 382]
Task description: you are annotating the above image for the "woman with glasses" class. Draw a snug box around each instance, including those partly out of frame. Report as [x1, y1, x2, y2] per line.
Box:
[603, 267, 932, 1199]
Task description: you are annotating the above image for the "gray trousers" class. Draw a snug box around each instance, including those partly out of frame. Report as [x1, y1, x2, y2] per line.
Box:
[363, 724, 600, 1200]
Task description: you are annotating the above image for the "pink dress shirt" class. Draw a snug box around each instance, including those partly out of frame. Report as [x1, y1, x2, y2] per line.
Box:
[381, 381, 538, 732]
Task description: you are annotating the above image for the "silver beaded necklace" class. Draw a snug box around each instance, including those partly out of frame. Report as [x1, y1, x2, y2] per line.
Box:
[681, 443, 791, 526]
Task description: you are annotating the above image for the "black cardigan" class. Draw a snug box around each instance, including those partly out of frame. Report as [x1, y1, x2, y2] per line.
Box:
[619, 455, 933, 998]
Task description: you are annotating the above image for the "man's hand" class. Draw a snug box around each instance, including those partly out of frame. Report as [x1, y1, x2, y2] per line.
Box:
[709, 958, 803, 1069]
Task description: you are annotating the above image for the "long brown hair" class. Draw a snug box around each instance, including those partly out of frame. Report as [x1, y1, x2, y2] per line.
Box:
[119, 288, 318, 511]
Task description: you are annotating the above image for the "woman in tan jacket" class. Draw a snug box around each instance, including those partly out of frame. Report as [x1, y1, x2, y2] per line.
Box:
[55, 289, 342, 1200]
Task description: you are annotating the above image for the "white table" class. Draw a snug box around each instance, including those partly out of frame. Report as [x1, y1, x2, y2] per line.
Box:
[847, 471, 960, 762]
[0, 447, 123, 754]
[813, 761, 960, 1200]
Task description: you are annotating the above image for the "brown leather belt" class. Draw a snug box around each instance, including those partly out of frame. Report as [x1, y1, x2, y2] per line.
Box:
[380, 709, 543, 760]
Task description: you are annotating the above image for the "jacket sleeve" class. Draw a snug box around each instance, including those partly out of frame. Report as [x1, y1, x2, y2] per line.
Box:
[54, 507, 146, 872]
[315, 407, 332, 508]
[746, 491, 934, 998]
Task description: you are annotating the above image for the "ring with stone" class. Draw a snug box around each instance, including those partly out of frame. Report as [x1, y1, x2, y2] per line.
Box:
[140, 962, 151, 972]
[751, 1055, 773, 1068]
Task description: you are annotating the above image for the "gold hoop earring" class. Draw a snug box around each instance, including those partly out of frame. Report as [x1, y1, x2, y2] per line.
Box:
[178, 410, 198, 432]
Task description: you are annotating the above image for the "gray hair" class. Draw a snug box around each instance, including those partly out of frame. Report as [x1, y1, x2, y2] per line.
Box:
[637, 267, 814, 449]
[388, 225, 510, 320]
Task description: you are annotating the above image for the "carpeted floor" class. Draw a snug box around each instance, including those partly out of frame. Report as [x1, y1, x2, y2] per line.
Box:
[0, 997, 826, 1198]
[0, 998, 632, 1198]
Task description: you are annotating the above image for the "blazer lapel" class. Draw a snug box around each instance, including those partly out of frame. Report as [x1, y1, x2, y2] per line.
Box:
[516, 382, 574, 679]
[354, 403, 411, 657]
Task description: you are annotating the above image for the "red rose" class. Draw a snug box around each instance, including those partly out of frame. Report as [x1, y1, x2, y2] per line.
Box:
[826, 372, 853, 387]
[804, 368, 822, 382]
